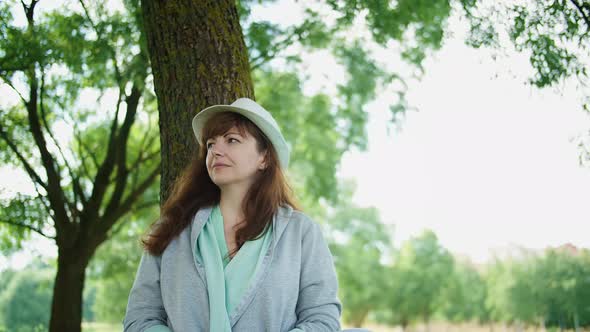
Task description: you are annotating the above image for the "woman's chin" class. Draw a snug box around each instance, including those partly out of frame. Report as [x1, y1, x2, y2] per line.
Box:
[211, 177, 233, 188]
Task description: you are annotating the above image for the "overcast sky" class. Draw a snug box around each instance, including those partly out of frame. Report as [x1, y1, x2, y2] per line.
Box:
[337, 44, 590, 263]
[252, 0, 590, 263]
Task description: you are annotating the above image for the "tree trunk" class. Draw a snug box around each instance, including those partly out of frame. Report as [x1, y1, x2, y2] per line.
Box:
[48, 250, 90, 332]
[559, 316, 564, 332]
[402, 320, 409, 332]
[141, 0, 255, 202]
[349, 308, 369, 327]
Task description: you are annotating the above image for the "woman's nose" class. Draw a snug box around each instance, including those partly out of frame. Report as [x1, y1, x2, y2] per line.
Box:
[212, 147, 224, 156]
[209, 141, 225, 155]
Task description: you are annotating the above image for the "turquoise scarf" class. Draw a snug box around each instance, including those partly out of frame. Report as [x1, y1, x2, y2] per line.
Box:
[195, 205, 273, 332]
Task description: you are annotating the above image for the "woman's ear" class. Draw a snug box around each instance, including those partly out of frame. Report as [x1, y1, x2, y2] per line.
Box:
[259, 151, 268, 170]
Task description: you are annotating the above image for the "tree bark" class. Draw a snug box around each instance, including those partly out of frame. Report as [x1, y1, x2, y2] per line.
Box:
[141, 0, 255, 202]
[349, 308, 369, 327]
[401, 319, 409, 332]
[48, 249, 91, 332]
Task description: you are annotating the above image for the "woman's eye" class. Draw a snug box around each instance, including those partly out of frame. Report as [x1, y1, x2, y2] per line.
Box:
[206, 142, 214, 149]
[228, 138, 239, 143]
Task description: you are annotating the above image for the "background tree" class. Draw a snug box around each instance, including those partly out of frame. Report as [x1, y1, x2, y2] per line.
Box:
[484, 258, 519, 327]
[0, 1, 159, 331]
[440, 260, 489, 325]
[386, 230, 454, 331]
[535, 248, 590, 331]
[0, 261, 54, 332]
[482, 247, 590, 331]
[323, 180, 394, 326]
[507, 253, 546, 329]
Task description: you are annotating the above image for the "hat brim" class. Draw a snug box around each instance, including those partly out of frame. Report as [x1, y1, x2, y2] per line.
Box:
[192, 105, 290, 168]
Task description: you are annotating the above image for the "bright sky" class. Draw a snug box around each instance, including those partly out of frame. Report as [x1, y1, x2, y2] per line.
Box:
[1, 0, 589, 269]
[252, 0, 590, 263]
[338, 46, 590, 263]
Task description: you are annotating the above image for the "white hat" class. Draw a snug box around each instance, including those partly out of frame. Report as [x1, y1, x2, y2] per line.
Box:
[192, 97, 291, 169]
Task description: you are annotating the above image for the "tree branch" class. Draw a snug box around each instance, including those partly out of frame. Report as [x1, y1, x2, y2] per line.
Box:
[20, 0, 39, 24]
[0, 122, 48, 190]
[73, 125, 100, 170]
[78, 0, 123, 85]
[103, 84, 142, 217]
[131, 148, 159, 174]
[71, 125, 98, 209]
[82, 88, 125, 224]
[0, 219, 55, 240]
[24, 65, 71, 239]
[76, 2, 126, 220]
[129, 125, 159, 190]
[0, 63, 30, 73]
[107, 217, 129, 238]
[108, 198, 159, 238]
[569, 0, 590, 32]
[31, 181, 54, 223]
[0, 73, 28, 106]
[250, 30, 298, 71]
[131, 112, 156, 170]
[38, 69, 83, 216]
[134, 199, 160, 212]
[99, 163, 160, 235]
[17, 0, 74, 242]
[0, 139, 55, 229]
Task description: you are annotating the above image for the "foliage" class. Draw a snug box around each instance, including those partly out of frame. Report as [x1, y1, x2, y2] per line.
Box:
[241, 0, 474, 159]
[484, 248, 590, 329]
[0, 0, 158, 329]
[324, 180, 393, 326]
[86, 204, 157, 322]
[461, 0, 589, 108]
[440, 260, 489, 323]
[0, 261, 53, 332]
[386, 230, 454, 327]
[0, 0, 158, 247]
[254, 69, 346, 203]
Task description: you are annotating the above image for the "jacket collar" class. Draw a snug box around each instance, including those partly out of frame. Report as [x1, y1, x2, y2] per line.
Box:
[190, 204, 294, 255]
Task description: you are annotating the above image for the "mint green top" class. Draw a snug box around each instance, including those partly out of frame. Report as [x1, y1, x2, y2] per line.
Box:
[195, 205, 273, 332]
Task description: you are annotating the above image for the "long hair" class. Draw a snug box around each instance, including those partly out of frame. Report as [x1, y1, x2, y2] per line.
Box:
[142, 111, 300, 256]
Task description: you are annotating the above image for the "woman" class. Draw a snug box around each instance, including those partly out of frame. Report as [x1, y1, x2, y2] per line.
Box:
[124, 97, 342, 331]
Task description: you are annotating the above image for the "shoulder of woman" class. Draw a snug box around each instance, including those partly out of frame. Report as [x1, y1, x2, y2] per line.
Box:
[287, 208, 323, 234]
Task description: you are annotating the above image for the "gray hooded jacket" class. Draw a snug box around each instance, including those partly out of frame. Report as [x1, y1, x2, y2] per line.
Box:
[123, 204, 342, 331]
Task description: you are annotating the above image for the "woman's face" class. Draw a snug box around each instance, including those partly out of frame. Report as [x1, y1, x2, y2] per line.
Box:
[205, 126, 266, 190]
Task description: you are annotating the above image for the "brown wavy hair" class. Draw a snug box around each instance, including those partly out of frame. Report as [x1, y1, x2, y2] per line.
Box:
[142, 111, 300, 256]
